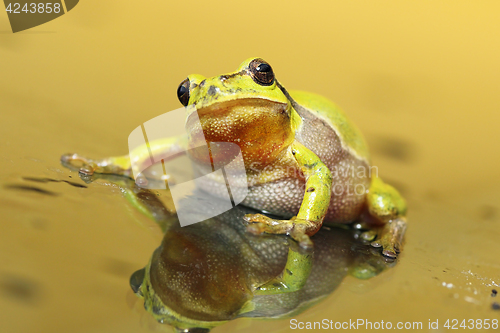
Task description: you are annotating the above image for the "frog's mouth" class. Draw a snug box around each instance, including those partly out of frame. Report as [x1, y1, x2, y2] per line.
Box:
[188, 98, 289, 120]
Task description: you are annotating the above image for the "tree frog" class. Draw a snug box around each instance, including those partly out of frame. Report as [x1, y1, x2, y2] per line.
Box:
[62, 58, 407, 294]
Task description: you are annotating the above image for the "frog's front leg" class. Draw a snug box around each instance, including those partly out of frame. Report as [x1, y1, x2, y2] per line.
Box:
[244, 141, 333, 248]
[61, 136, 187, 179]
[254, 244, 313, 295]
[365, 176, 407, 258]
[244, 142, 331, 295]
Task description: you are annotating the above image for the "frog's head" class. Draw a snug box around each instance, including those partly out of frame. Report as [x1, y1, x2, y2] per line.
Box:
[178, 58, 299, 167]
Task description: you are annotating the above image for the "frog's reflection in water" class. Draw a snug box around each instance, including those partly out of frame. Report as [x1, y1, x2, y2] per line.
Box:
[70, 172, 394, 333]
[119, 180, 395, 333]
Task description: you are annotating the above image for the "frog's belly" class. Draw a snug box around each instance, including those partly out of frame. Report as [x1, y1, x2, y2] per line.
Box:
[196, 175, 368, 224]
[194, 177, 303, 218]
[243, 176, 368, 224]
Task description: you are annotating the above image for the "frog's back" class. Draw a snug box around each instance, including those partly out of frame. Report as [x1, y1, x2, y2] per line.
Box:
[290, 90, 371, 223]
[289, 90, 370, 163]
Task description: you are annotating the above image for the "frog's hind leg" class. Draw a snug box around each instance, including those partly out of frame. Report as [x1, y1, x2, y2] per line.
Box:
[61, 136, 187, 179]
[61, 153, 132, 176]
[367, 217, 407, 258]
[364, 176, 408, 258]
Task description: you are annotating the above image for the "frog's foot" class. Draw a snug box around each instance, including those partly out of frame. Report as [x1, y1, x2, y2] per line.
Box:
[61, 153, 131, 177]
[370, 217, 407, 258]
[243, 213, 320, 249]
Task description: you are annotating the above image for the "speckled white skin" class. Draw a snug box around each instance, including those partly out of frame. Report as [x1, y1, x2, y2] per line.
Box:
[192, 102, 370, 224]
[242, 106, 370, 223]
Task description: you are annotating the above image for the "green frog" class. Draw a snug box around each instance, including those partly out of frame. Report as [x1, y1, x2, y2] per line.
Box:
[129, 194, 393, 333]
[62, 57, 407, 295]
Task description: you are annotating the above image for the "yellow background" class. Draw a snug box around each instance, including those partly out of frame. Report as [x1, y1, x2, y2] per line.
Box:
[0, 1, 499, 332]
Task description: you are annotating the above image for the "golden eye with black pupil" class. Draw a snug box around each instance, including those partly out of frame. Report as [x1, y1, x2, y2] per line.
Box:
[248, 58, 275, 86]
[177, 78, 190, 106]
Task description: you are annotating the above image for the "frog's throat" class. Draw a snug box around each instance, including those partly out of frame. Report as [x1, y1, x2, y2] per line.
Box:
[186, 97, 294, 168]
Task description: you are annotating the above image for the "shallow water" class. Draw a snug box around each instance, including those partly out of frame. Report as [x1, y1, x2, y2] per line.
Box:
[1, 1, 499, 332]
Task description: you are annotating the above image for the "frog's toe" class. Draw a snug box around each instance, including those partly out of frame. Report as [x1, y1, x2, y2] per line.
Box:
[61, 153, 98, 175]
[245, 221, 267, 235]
[243, 214, 314, 249]
[243, 213, 283, 233]
[243, 213, 274, 224]
[61, 153, 132, 177]
[290, 231, 313, 249]
[243, 213, 297, 235]
[360, 229, 377, 242]
[61, 153, 88, 166]
[370, 217, 407, 258]
[370, 239, 397, 258]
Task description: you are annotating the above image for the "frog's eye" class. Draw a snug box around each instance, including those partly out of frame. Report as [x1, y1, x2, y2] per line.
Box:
[177, 78, 190, 106]
[248, 58, 275, 86]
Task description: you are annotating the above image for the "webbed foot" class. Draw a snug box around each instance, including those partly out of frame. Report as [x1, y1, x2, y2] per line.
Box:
[243, 213, 316, 249]
[61, 153, 131, 177]
[370, 217, 407, 258]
